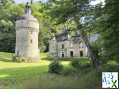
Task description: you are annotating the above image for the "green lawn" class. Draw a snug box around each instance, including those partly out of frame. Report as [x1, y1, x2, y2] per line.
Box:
[0, 52, 79, 89]
[0, 52, 118, 89]
[0, 52, 95, 89]
[0, 52, 49, 79]
[0, 52, 70, 79]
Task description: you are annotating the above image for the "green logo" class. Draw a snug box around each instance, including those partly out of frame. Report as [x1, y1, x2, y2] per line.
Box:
[111, 80, 117, 88]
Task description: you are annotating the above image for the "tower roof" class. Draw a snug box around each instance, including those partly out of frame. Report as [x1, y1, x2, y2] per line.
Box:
[16, 1, 39, 31]
[17, 1, 38, 22]
[25, 1, 32, 15]
[17, 14, 38, 22]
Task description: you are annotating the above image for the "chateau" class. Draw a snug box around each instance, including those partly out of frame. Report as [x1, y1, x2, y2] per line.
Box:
[49, 30, 88, 58]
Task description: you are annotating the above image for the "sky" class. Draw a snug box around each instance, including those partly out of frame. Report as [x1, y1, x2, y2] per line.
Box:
[90, 0, 105, 5]
[14, 0, 47, 3]
[14, 0, 105, 4]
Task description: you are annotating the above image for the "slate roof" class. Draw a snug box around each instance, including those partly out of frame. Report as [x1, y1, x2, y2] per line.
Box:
[54, 30, 81, 43]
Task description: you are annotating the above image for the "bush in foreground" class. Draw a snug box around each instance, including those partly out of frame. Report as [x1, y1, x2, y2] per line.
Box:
[48, 60, 63, 74]
[70, 59, 81, 69]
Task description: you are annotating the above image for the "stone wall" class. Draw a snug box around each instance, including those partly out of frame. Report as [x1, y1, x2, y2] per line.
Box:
[15, 15, 40, 62]
[49, 39, 88, 58]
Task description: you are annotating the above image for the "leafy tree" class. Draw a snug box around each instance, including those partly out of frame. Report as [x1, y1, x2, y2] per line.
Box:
[32, 2, 53, 52]
[0, 0, 16, 52]
[97, 0, 119, 61]
[0, 1, 52, 52]
[46, 0, 99, 68]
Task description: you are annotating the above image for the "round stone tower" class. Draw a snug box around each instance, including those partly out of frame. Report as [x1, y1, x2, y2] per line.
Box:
[15, 2, 40, 62]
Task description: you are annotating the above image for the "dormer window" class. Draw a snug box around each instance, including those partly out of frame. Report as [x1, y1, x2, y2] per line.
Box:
[80, 43, 83, 48]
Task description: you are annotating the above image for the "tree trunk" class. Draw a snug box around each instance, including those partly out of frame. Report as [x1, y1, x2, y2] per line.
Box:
[75, 18, 99, 69]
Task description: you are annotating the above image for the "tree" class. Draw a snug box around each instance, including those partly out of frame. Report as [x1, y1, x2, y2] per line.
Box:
[0, 1, 52, 52]
[46, 0, 99, 68]
[97, 0, 119, 61]
[32, 2, 53, 52]
[0, 0, 16, 52]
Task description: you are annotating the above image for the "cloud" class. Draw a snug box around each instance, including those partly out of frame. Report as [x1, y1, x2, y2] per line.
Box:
[90, 0, 105, 5]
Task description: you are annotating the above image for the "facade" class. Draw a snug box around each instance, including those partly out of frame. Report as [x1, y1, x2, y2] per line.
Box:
[49, 30, 88, 58]
[15, 2, 40, 62]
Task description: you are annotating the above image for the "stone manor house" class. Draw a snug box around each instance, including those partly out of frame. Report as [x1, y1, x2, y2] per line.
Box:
[49, 30, 88, 58]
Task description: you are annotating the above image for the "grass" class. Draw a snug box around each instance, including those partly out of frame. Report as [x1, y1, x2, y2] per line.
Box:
[0, 52, 118, 89]
[0, 52, 50, 79]
[0, 52, 70, 79]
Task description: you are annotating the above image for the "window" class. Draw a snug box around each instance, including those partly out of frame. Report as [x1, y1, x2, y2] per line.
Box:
[62, 44, 64, 49]
[30, 39, 32, 43]
[70, 51, 74, 57]
[16, 51, 19, 56]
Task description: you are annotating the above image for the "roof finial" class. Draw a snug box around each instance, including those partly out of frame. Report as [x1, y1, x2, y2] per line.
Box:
[25, 0, 33, 15]
[31, 0, 33, 4]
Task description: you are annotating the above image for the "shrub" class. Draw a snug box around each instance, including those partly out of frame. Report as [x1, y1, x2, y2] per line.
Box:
[80, 63, 91, 69]
[70, 59, 81, 69]
[48, 60, 63, 74]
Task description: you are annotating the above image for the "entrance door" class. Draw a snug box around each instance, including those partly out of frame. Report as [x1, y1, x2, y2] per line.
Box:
[70, 51, 74, 57]
[80, 51, 83, 57]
